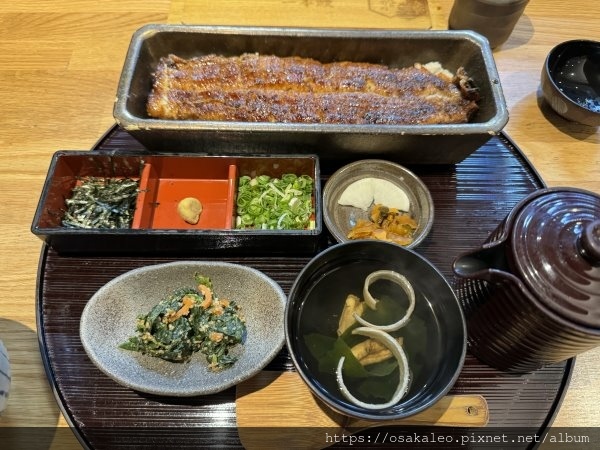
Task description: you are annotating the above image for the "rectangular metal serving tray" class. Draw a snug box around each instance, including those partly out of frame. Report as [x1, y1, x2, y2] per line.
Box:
[113, 24, 509, 165]
[31, 151, 322, 255]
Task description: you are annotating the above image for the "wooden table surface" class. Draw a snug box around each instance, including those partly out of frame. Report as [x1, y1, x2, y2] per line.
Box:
[1, 1, 599, 448]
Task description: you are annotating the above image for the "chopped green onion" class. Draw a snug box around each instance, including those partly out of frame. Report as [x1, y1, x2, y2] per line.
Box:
[235, 173, 315, 230]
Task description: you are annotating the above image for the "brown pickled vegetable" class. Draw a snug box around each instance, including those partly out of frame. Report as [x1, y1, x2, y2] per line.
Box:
[347, 204, 418, 246]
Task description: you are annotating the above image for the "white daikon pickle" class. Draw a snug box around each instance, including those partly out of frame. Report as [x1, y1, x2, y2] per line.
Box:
[338, 178, 410, 212]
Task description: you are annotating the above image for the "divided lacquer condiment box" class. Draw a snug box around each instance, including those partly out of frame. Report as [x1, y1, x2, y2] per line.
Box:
[31, 151, 322, 255]
[113, 24, 509, 165]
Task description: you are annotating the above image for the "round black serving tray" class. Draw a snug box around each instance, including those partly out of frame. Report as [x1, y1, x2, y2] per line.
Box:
[37, 126, 572, 450]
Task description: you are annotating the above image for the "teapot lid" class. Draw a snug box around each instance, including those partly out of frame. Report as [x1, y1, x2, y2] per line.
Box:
[511, 188, 600, 329]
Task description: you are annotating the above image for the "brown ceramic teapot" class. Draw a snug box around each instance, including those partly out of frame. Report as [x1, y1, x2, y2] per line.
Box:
[453, 187, 600, 372]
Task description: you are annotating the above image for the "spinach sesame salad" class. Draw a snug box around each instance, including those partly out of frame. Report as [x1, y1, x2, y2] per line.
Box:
[235, 173, 315, 230]
[119, 273, 246, 371]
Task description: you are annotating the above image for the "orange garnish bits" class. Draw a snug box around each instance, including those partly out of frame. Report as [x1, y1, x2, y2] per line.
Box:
[167, 294, 196, 323]
[198, 284, 213, 309]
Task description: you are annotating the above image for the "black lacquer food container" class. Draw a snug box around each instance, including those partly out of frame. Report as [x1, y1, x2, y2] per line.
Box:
[31, 151, 322, 255]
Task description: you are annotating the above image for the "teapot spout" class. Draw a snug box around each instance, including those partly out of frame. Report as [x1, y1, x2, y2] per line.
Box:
[453, 241, 510, 283]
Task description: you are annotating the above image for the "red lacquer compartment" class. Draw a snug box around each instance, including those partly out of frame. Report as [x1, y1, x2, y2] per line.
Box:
[32, 152, 144, 229]
[132, 158, 237, 230]
[234, 156, 318, 230]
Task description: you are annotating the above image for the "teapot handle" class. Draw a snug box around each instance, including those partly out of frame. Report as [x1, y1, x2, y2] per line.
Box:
[579, 220, 600, 266]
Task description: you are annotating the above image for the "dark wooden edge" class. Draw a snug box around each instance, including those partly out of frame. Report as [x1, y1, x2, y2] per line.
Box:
[497, 132, 547, 189]
[35, 246, 94, 450]
[531, 359, 574, 450]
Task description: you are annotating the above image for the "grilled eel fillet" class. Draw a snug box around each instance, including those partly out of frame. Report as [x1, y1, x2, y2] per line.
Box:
[146, 53, 479, 125]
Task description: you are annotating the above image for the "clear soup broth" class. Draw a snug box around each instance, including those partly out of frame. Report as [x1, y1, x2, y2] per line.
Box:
[296, 261, 443, 408]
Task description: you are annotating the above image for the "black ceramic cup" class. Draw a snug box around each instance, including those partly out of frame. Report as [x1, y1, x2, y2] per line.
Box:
[449, 0, 530, 49]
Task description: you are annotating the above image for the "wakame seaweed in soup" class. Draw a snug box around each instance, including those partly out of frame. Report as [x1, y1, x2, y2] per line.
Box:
[120, 273, 246, 370]
[300, 262, 439, 405]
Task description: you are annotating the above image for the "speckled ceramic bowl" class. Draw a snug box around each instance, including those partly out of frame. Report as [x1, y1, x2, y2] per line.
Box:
[80, 261, 286, 396]
[323, 159, 434, 248]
